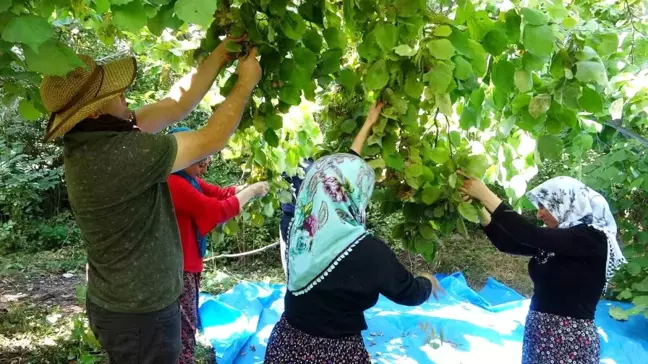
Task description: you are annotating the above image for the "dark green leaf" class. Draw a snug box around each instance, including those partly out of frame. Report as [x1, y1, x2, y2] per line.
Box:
[266, 114, 283, 130]
[18, 99, 41, 121]
[453, 56, 473, 80]
[281, 12, 307, 40]
[579, 86, 603, 113]
[341, 119, 356, 134]
[302, 29, 323, 53]
[537, 135, 563, 161]
[323, 27, 347, 49]
[404, 71, 423, 99]
[505, 10, 521, 43]
[338, 69, 359, 90]
[23, 39, 85, 77]
[491, 60, 515, 93]
[483, 28, 508, 56]
[318, 49, 343, 74]
[522, 52, 546, 71]
[422, 186, 442, 205]
[424, 62, 453, 94]
[279, 85, 301, 105]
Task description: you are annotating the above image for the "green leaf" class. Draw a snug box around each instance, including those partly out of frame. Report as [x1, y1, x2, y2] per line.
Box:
[422, 186, 442, 205]
[522, 52, 546, 71]
[453, 56, 473, 81]
[514, 70, 533, 93]
[338, 69, 359, 91]
[483, 28, 508, 56]
[224, 219, 240, 235]
[458, 202, 479, 223]
[434, 25, 452, 37]
[375, 23, 398, 52]
[23, 39, 85, 77]
[427, 39, 455, 60]
[318, 49, 343, 74]
[394, 44, 417, 57]
[632, 295, 648, 306]
[95, 0, 110, 13]
[269, 0, 288, 16]
[572, 133, 593, 153]
[18, 99, 41, 121]
[426, 147, 449, 165]
[323, 27, 346, 49]
[148, 4, 183, 36]
[266, 114, 283, 130]
[523, 24, 555, 58]
[340, 119, 356, 134]
[281, 12, 307, 40]
[1, 15, 54, 51]
[0, 0, 12, 13]
[384, 151, 405, 171]
[404, 71, 423, 99]
[113, 2, 149, 32]
[358, 31, 381, 62]
[293, 47, 317, 71]
[419, 223, 436, 240]
[392, 223, 406, 240]
[579, 86, 603, 114]
[505, 10, 521, 43]
[575, 61, 608, 85]
[436, 93, 452, 117]
[537, 135, 563, 161]
[528, 94, 552, 119]
[174, 0, 217, 28]
[491, 60, 515, 93]
[424, 62, 453, 94]
[609, 306, 629, 321]
[618, 289, 633, 300]
[522, 8, 548, 25]
[592, 33, 619, 57]
[465, 154, 490, 178]
[627, 262, 642, 276]
[264, 129, 280, 147]
[460, 106, 479, 129]
[562, 17, 577, 28]
[302, 29, 323, 53]
[365, 60, 389, 90]
[279, 85, 301, 105]
[467, 10, 494, 41]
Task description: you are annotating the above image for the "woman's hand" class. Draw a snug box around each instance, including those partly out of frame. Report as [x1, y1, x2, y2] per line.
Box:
[457, 171, 502, 213]
[249, 181, 270, 198]
[364, 101, 385, 128]
[420, 273, 445, 301]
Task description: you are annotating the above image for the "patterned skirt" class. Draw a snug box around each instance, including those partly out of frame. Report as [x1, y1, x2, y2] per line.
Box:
[522, 310, 600, 364]
[264, 314, 371, 363]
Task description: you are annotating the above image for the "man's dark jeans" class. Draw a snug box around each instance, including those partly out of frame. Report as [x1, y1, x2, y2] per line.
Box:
[86, 298, 182, 364]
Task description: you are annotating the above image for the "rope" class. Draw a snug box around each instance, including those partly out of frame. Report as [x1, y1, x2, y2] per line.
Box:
[203, 242, 279, 261]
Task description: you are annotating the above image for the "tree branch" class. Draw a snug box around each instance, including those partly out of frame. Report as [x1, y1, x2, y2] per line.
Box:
[607, 120, 648, 148]
[203, 242, 279, 261]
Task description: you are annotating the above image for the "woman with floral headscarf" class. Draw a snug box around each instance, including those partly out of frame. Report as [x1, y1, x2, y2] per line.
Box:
[264, 105, 444, 363]
[458, 173, 626, 364]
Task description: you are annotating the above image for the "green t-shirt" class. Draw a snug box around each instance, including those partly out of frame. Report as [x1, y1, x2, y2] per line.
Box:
[64, 131, 181, 313]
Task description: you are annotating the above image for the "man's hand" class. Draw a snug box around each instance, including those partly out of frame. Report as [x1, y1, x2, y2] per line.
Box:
[249, 181, 270, 198]
[236, 47, 262, 92]
[213, 35, 247, 68]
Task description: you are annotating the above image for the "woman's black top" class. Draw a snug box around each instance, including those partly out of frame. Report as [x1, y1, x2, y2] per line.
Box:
[285, 234, 432, 338]
[484, 202, 607, 320]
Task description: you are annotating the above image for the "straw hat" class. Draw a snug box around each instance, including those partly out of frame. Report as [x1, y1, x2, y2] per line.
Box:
[40, 54, 137, 142]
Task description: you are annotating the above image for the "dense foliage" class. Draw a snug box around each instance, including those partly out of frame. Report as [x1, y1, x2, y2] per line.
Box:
[1, 0, 648, 319]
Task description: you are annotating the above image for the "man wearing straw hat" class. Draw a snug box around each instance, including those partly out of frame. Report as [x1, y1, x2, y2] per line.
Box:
[39, 36, 261, 362]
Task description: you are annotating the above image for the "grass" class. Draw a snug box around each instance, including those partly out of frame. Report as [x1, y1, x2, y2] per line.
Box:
[0, 226, 532, 363]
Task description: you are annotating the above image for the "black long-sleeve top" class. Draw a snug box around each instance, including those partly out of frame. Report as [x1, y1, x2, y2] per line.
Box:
[484, 202, 607, 320]
[285, 234, 432, 338]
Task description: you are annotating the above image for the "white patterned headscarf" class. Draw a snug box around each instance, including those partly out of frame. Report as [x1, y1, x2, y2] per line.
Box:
[526, 176, 626, 286]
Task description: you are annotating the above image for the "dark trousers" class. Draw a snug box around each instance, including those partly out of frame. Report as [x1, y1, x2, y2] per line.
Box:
[86, 298, 182, 364]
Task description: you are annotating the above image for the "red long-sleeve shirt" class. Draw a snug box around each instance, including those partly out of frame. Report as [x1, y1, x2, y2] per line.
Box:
[168, 175, 240, 273]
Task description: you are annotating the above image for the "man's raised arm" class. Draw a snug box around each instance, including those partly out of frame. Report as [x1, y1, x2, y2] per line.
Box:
[135, 37, 245, 133]
[171, 48, 262, 172]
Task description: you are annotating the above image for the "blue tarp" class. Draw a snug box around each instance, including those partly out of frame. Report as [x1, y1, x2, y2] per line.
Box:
[199, 273, 648, 364]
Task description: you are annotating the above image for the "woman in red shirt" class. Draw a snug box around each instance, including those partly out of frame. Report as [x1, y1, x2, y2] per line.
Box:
[168, 127, 269, 364]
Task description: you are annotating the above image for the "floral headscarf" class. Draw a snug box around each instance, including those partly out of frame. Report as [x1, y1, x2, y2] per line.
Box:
[286, 153, 375, 295]
[526, 176, 626, 286]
